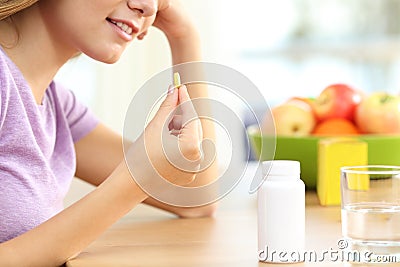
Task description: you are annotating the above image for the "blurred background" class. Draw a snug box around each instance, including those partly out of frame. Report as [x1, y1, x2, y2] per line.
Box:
[63, 0, 400, 208]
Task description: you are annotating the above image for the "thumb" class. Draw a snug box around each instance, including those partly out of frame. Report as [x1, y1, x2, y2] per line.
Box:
[179, 85, 203, 139]
[153, 85, 179, 122]
[179, 85, 198, 125]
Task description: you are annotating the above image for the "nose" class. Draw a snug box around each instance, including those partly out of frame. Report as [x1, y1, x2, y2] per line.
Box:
[127, 0, 157, 17]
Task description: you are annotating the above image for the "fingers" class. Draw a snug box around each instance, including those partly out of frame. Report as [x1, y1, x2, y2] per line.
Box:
[168, 114, 182, 136]
[137, 30, 148, 40]
[167, 85, 203, 142]
[157, 0, 172, 11]
[154, 84, 201, 139]
[152, 83, 203, 167]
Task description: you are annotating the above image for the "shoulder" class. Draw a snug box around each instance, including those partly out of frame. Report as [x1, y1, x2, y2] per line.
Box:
[46, 82, 99, 142]
[46, 82, 83, 116]
[47, 81, 73, 103]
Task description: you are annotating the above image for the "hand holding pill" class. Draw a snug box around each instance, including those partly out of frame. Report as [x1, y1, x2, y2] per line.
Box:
[127, 71, 203, 187]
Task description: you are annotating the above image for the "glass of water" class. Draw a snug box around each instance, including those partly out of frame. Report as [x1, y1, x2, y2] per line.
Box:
[341, 166, 400, 263]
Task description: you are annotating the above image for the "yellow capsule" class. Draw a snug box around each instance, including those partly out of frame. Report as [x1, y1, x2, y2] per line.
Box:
[173, 72, 181, 88]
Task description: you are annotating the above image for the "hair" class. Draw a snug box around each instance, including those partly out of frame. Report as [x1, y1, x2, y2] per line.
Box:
[0, 0, 38, 20]
[0, 0, 83, 55]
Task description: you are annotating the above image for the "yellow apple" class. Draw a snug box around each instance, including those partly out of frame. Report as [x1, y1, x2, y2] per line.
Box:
[355, 92, 400, 134]
[265, 99, 316, 136]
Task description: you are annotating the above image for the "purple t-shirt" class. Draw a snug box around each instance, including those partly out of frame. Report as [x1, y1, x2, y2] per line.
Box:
[0, 48, 99, 243]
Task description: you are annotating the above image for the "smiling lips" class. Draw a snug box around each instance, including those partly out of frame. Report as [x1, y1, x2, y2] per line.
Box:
[107, 18, 138, 36]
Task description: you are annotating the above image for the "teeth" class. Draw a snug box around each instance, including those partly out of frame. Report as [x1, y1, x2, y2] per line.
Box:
[110, 19, 133, 35]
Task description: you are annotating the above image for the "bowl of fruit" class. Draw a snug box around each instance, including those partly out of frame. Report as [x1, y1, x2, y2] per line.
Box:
[248, 83, 400, 189]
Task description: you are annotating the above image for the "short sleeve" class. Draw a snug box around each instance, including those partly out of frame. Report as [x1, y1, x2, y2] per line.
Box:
[49, 82, 99, 142]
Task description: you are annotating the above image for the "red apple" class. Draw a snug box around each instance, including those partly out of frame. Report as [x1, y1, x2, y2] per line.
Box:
[314, 84, 363, 122]
[264, 99, 316, 136]
[355, 92, 400, 134]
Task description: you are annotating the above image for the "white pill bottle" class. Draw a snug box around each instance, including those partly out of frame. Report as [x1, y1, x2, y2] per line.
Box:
[257, 160, 305, 263]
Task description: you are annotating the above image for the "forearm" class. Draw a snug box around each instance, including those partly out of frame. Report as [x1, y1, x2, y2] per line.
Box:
[0, 162, 147, 267]
[167, 28, 202, 64]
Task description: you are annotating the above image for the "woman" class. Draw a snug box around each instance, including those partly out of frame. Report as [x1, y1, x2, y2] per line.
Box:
[0, 0, 217, 266]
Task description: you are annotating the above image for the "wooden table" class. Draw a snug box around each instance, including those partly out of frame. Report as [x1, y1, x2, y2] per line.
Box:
[66, 190, 360, 267]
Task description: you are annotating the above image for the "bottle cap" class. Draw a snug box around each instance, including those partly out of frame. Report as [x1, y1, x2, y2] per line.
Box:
[262, 160, 300, 177]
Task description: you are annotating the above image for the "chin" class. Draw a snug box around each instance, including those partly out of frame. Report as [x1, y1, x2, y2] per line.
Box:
[83, 47, 125, 64]
[88, 53, 122, 64]
[100, 50, 124, 64]
[102, 54, 122, 64]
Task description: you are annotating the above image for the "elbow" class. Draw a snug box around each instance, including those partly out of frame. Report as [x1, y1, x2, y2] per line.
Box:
[178, 202, 218, 219]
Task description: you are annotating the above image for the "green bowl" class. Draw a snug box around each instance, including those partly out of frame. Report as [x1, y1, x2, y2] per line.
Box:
[247, 125, 400, 189]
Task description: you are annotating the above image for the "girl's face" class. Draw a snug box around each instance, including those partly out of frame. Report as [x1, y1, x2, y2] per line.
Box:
[38, 0, 157, 63]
